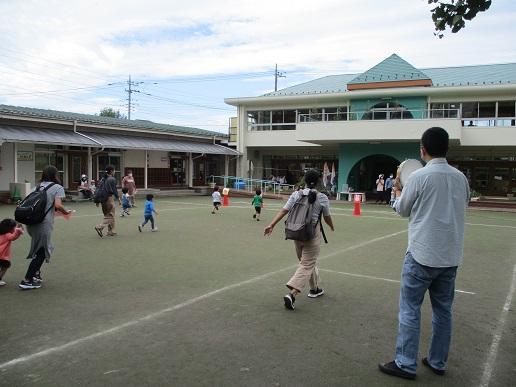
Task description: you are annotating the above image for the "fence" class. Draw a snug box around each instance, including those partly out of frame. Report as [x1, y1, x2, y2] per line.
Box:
[209, 175, 296, 196]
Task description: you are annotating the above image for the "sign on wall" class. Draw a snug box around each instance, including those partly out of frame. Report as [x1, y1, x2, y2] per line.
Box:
[17, 151, 33, 161]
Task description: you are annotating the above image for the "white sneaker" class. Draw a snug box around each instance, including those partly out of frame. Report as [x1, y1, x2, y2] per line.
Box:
[151, 227, 158, 232]
[0, 280, 6, 286]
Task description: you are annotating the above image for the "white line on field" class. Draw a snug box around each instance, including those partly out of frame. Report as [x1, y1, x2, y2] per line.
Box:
[0, 229, 406, 370]
[319, 268, 476, 295]
[60, 207, 208, 219]
[479, 263, 516, 387]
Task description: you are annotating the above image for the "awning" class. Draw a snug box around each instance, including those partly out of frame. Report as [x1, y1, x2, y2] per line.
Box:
[83, 132, 239, 155]
[0, 126, 96, 146]
[0, 125, 239, 155]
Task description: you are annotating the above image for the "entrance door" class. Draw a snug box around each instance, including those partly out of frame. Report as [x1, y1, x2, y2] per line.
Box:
[70, 154, 87, 190]
[170, 157, 186, 186]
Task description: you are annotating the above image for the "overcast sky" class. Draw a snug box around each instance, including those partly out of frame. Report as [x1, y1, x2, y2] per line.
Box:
[0, 0, 515, 133]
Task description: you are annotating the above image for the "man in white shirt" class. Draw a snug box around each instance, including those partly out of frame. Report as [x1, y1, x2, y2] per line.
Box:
[379, 127, 470, 380]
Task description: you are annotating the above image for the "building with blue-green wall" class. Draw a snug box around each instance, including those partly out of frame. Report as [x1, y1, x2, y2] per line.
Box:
[226, 54, 516, 197]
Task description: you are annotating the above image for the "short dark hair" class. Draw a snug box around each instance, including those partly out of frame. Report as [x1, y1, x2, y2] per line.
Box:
[0, 218, 17, 235]
[105, 165, 115, 174]
[255, 189, 261, 196]
[421, 127, 449, 157]
[213, 186, 219, 192]
[146, 194, 154, 201]
[304, 169, 321, 189]
[41, 165, 61, 184]
[122, 187, 129, 194]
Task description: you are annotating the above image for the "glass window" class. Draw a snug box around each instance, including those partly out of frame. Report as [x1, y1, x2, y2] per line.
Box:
[325, 107, 347, 121]
[34, 152, 64, 183]
[98, 155, 121, 184]
[271, 111, 283, 124]
[497, 101, 515, 118]
[283, 110, 296, 123]
[478, 102, 496, 118]
[462, 102, 478, 118]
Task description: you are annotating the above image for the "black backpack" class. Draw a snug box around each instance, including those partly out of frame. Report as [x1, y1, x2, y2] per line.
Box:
[15, 183, 55, 225]
[93, 177, 109, 204]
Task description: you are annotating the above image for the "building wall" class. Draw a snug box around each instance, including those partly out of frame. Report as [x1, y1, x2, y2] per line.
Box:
[0, 142, 15, 191]
[17, 143, 36, 186]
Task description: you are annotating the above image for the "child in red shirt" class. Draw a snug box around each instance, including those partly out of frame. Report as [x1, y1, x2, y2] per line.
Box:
[0, 218, 24, 286]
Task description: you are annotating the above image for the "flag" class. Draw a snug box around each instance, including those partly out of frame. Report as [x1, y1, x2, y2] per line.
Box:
[323, 162, 330, 188]
[331, 162, 336, 186]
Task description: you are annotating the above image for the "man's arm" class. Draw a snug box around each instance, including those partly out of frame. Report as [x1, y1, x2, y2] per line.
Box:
[394, 177, 419, 218]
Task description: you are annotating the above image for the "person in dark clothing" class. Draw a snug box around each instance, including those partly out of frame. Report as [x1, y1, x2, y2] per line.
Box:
[94, 165, 121, 237]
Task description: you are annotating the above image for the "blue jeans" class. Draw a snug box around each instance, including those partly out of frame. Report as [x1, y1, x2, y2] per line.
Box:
[142, 214, 155, 229]
[395, 252, 457, 374]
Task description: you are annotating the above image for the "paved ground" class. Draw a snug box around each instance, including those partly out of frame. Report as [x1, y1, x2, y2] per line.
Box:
[0, 197, 514, 386]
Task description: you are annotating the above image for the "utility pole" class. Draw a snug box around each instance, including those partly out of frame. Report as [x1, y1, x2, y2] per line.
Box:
[125, 75, 143, 120]
[274, 64, 285, 92]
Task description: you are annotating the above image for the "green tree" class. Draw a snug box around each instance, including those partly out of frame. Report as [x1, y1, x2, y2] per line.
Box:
[429, 0, 492, 38]
[99, 107, 126, 119]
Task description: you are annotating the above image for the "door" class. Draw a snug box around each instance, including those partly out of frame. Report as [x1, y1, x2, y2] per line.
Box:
[70, 154, 87, 190]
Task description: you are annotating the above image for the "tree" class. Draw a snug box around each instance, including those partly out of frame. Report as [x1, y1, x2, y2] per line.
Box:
[429, 0, 492, 38]
[98, 107, 126, 119]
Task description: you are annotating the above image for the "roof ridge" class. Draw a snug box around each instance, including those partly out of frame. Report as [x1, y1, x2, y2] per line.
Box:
[422, 61, 516, 71]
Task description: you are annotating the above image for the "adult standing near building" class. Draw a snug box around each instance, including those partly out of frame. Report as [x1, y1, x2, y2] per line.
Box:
[19, 165, 71, 289]
[264, 169, 335, 310]
[94, 165, 121, 238]
[379, 127, 470, 380]
[122, 169, 137, 207]
[375, 174, 385, 203]
[384, 173, 394, 205]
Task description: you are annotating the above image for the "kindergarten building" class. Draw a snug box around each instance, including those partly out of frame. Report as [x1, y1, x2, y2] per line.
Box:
[0, 105, 238, 198]
[225, 54, 516, 197]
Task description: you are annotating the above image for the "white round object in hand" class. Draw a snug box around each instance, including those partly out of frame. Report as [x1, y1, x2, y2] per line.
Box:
[398, 159, 423, 188]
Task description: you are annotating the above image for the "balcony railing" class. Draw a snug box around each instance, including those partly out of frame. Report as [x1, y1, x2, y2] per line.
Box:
[298, 108, 460, 122]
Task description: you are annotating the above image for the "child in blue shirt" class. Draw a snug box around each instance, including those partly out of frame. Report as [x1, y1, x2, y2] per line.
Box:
[120, 187, 132, 217]
[138, 194, 158, 232]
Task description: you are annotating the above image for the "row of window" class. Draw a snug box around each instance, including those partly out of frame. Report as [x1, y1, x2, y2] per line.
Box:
[247, 101, 516, 130]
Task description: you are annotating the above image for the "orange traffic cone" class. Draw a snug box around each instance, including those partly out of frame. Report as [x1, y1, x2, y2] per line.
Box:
[353, 194, 361, 216]
[223, 194, 229, 207]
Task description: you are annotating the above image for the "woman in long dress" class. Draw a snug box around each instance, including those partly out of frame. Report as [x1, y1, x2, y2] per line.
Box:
[19, 165, 70, 290]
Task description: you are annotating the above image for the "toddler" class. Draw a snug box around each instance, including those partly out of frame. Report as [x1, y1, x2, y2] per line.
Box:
[0, 219, 24, 286]
[120, 187, 132, 217]
[138, 194, 158, 232]
[251, 189, 263, 221]
[211, 186, 221, 214]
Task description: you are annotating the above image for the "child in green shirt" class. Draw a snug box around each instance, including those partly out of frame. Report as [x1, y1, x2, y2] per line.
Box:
[251, 189, 263, 221]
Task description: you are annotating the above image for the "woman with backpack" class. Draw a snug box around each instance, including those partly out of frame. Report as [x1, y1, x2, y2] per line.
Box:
[264, 169, 335, 310]
[19, 165, 70, 289]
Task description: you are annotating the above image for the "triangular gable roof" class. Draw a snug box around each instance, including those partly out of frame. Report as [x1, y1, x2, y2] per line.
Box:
[347, 54, 432, 90]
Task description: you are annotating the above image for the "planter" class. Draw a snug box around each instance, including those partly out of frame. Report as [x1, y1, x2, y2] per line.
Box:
[9, 182, 32, 201]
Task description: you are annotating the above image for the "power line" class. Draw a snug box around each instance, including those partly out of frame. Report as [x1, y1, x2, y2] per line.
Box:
[136, 91, 234, 111]
[0, 83, 123, 97]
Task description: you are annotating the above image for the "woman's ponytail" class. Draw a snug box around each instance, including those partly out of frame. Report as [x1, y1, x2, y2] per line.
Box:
[304, 169, 320, 204]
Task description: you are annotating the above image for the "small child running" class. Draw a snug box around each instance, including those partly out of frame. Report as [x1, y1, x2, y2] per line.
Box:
[138, 194, 158, 232]
[0, 219, 24, 286]
[120, 187, 132, 217]
[211, 186, 221, 214]
[251, 189, 263, 221]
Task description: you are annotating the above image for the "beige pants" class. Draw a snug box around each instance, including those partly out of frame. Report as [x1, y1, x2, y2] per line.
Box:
[286, 228, 321, 292]
[97, 196, 115, 234]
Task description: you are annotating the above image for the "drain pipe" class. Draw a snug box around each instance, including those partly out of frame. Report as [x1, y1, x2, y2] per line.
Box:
[73, 120, 104, 155]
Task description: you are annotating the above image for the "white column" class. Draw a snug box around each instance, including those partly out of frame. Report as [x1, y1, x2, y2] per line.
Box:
[224, 155, 229, 176]
[187, 152, 193, 187]
[87, 147, 92, 182]
[144, 150, 148, 189]
[13, 142, 18, 182]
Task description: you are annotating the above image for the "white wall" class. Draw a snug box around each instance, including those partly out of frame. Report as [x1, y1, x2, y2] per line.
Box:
[0, 142, 14, 191]
[461, 127, 516, 146]
[295, 119, 462, 144]
[247, 130, 321, 147]
[147, 151, 170, 168]
[124, 150, 146, 168]
[17, 143, 35, 186]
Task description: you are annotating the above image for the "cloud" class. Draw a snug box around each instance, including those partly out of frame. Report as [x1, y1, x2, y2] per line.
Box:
[0, 0, 514, 133]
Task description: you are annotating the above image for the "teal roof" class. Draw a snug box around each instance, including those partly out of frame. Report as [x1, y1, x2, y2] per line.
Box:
[263, 56, 516, 97]
[0, 104, 226, 138]
[348, 54, 430, 84]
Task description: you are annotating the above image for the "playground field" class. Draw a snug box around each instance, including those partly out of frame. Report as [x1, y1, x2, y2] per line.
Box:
[0, 197, 515, 387]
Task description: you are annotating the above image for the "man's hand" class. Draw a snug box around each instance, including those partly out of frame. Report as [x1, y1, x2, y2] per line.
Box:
[96, 203, 100, 208]
[264, 225, 274, 236]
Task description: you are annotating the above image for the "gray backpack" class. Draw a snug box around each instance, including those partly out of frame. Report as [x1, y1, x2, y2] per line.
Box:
[284, 191, 321, 242]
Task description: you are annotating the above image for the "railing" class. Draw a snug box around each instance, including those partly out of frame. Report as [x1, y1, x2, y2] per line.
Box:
[298, 108, 460, 122]
[209, 175, 296, 195]
[462, 117, 516, 127]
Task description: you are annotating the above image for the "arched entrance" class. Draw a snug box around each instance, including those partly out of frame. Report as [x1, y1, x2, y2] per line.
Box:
[347, 154, 399, 192]
[361, 102, 413, 120]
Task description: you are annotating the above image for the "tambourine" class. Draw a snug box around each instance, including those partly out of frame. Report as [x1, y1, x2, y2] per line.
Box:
[397, 159, 423, 188]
